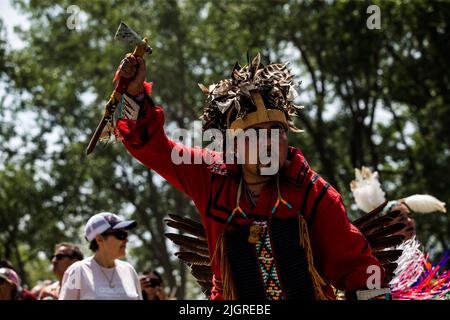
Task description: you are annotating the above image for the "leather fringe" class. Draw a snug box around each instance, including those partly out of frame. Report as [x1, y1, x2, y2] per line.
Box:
[298, 215, 329, 300]
[212, 232, 239, 300]
[212, 215, 329, 300]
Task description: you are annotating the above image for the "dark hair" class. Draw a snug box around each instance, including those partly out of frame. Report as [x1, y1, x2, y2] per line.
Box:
[55, 243, 84, 260]
[89, 239, 99, 252]
[88, 229, 118, 252]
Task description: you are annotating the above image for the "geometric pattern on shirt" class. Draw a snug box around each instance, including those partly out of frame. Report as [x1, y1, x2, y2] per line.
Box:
[254, 220, 284, 300]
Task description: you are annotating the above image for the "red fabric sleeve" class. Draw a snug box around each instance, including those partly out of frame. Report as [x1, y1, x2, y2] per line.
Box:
[116, 85, 213, 204]
[311, 194, 386, 296]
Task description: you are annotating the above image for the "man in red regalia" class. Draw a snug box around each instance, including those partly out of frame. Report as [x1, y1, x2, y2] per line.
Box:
[114, 52, 392, 300]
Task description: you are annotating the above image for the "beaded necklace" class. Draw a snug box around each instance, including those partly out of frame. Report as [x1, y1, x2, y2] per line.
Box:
[227, 174, 292, 243]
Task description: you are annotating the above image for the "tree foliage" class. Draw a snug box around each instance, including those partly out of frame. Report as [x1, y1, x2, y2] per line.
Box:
[0, 0, 448, 296]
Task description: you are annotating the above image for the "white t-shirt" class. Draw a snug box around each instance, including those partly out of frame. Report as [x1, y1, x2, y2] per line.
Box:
[59, 256, 142, 300]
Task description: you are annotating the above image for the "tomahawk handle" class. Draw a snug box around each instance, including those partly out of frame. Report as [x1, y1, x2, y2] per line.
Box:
[85, 38, 149, 155]
[86, 115, 109, 155]
[85, 84, 127, 155]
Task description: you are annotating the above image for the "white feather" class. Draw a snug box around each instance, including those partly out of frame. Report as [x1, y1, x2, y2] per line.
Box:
[404, 194, 447, 213]
[350, 167, 386, 213]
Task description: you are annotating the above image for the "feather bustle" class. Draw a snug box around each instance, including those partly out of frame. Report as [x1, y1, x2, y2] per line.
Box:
[164, 233, 209, 251]
[175, 252, 211, 266]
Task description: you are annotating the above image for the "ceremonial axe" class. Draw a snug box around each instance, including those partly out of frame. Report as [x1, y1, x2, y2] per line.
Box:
[86, 22, 152, 155]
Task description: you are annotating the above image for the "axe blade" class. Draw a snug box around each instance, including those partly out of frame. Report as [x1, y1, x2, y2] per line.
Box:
[114, 21, 152, 54]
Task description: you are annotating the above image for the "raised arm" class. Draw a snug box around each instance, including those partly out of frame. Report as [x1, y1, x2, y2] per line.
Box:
[115, 55, 213, 203]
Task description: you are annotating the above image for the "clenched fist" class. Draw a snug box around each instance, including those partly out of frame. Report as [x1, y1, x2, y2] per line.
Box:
[117, 54, 146, 96]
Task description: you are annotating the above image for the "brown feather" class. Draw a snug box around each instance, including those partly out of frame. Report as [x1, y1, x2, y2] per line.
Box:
[167, 214, 206, 238]
[359, 208, 415, 245]
[353, 200, 388, 228]
[163, 214, 213, 297]
[164, 233, 209, 251]
[191, 265, 214, 282]
[373, 250, 403, 263]
[381, 262, 398, 276]
[359, 216, 392, 234]
[164, 219, 206, 240]
[175, 252, 211, 266]
[197, 280, 213, 294]
[365, 222, 407, 239]
[358, 209, 405, 233]
[174, 240, 210, 258]
[368, 235, 405, 250]
[167, 213, 203, 227]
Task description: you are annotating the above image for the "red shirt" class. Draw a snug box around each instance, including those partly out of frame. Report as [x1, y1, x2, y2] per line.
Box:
[117, 84, 384, 299]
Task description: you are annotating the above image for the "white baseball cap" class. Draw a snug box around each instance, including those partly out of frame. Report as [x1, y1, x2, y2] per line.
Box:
[84, 212, 137, 241]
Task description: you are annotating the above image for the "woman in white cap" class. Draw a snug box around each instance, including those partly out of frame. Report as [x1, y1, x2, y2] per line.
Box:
[59, 212, 142, 300]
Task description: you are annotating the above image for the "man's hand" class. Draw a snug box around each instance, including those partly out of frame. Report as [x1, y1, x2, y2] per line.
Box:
[118, 54, 146, 96]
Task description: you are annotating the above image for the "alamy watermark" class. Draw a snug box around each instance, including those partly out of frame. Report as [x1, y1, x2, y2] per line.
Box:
[366, 265, 382, 289]
[66, 5, 82, 30]
[366, 5, 381, 30]
[169, 121, 283, 176]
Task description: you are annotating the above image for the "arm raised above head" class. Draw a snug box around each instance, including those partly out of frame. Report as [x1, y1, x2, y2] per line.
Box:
[116, 57, 214, 204]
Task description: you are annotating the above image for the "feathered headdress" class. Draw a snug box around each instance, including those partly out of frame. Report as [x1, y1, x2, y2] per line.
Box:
[199, 53, 304, 133]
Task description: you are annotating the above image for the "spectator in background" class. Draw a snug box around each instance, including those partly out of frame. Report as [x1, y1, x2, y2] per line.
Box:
[0, 260, 36, 300]
[59, 212, 142, 300]
[0, 267, 21, 300]
[140, 270, 167, 300]
[38, 243, 84, 300]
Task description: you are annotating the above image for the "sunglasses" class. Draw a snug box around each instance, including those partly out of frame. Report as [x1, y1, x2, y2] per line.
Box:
[102, 230, 128, 241]
[50, 253, 73, 261]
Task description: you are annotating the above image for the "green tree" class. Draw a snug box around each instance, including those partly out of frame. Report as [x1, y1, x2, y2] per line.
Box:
[2, 0, 448, 295]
